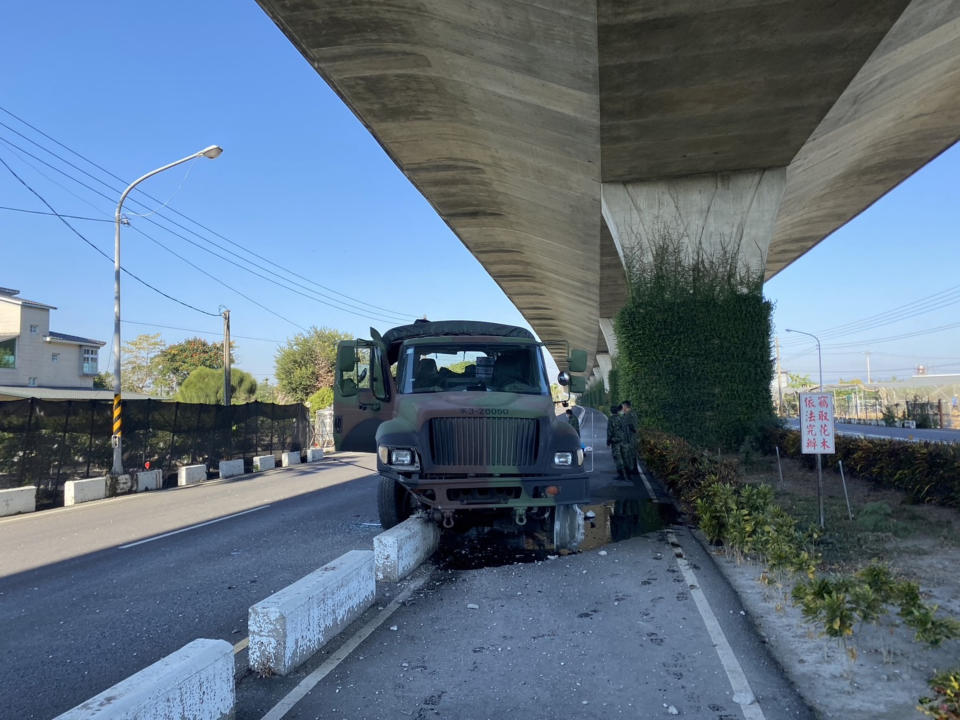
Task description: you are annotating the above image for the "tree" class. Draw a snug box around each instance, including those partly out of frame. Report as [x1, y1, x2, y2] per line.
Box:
[307, 387, 334, 410]
[787, 373, 813, 390]
[175, 367, 257, 404]
[121, 333, 166, 394]
[92, 371, 113, 389]
[155, 337, 233, 390]
[255, 378, 277, 403]
[274, 327, 352, 403]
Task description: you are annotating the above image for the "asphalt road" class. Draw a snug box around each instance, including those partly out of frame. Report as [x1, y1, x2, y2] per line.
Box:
[0, 453, 381, 719]
[784, 418, 960, 443]
[3, 410, 815, 720]
[237, 408, 813, 720]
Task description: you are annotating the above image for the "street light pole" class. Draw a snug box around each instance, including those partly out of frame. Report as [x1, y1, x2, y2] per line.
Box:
[785, 327, 825, 528]
[111, 146, 223, 476]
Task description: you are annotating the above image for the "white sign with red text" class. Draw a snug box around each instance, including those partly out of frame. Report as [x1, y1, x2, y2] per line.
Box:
[800, 393, 835, 454]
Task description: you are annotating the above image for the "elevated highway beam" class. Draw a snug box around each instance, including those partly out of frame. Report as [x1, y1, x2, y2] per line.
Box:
[256, 0, 960, 380]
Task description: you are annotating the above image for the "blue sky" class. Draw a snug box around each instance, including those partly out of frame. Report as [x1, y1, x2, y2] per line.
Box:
[1, 2, 958, 387]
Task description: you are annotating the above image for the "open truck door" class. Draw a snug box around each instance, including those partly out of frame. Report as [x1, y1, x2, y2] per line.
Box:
[334, 337, 394, 452]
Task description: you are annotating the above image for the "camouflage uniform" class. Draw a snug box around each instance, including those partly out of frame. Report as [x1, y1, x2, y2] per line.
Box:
[606, 410, 629, 478]
[567, 412, 580, 437]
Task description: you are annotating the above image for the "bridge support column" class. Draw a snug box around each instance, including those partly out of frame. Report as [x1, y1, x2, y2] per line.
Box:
[595, 353, 613, 392]
[601, 168, 786, 275]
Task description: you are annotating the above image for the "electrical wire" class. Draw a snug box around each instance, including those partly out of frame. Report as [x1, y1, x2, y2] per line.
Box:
[122, 320, 282, 343]
[0, 152, 220, 317]
[0, 106, 417, 321]
[0, 205, 112, 222]
[0, 131, 409, 325]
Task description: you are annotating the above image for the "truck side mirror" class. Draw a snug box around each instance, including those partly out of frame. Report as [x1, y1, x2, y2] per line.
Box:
[569, 376, 586, 393]
[557, 371, 570, 386]
[567, 349, 587, 373]
[337, 344, 356, 373]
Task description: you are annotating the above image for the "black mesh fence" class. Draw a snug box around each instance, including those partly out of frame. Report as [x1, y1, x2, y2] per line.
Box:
[0, 399, 310, 509]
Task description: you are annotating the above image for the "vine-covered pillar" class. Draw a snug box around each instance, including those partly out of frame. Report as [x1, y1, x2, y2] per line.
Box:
[600, 168, 784, 449]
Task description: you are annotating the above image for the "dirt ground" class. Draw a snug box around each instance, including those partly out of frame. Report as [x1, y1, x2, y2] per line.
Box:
[701, 454, 960, 719]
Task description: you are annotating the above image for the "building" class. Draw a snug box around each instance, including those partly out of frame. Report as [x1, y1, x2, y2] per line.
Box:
[0, 287, 106, 398]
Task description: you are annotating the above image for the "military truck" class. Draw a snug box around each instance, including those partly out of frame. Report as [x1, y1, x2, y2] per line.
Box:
[333, 320, 589, 549]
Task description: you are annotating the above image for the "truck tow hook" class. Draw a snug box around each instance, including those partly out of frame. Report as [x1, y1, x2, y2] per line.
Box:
[514, 508, 527, 526]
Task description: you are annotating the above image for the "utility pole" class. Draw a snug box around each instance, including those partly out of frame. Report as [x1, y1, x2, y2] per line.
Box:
[775, 336, 784, 416]
[865, 351, 872, 384]
[222, 309, 232, 406]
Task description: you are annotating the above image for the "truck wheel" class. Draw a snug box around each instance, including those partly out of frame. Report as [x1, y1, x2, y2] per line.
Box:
[553, 504, 585, 551]
[377, 475, 413, 529]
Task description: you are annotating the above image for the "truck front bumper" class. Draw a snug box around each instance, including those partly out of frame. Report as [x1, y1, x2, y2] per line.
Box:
[382, 470, 591, 512]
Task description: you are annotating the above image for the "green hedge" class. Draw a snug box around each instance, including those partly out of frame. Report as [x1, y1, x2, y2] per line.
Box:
[615, 240, 775, 450]
[774, 429, 960, 508]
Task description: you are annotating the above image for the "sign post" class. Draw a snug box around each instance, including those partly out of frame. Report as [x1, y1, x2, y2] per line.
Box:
[800, 392, 835, 528]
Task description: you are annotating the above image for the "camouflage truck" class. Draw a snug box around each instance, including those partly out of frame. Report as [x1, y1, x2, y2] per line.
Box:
[333, 320, 589, 549]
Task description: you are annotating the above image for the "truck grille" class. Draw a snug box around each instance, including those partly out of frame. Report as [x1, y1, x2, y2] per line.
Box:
[429, 417, 539, 467]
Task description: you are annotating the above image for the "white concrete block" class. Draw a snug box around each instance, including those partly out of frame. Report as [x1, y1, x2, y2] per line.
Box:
[281, 451, 301, 467]
[114, 474, 133, 494]
[64, 477, 107, 506]
[307, 447, 324, 463]
[0, 486, 36, 517]
[219, 458, 244, 478]
[178, 464, 207, 486]
[135, 469, 162, 492]
[253, 454, 275, 471]
[54, 638, 234, 720]
[249, 550, 375, 676]
[374, 517, 440, 582]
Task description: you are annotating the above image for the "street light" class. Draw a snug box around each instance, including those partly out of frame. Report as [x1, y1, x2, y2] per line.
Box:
[785, 327, 825, 528]
[111, 146, 223, 475]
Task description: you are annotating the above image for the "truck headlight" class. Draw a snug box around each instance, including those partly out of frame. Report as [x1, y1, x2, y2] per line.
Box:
[378, 445, 389, 464]
[553, 451, 573, 466]
[390, 448, 414, 466]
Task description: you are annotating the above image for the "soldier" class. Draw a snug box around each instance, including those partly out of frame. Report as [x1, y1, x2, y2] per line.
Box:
[606, 404, 629, 480]
[565, 408, 580, 437]
[620, 400, 638, 477]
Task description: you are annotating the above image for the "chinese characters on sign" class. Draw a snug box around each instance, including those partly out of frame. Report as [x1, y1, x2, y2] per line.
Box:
[800, 393, 835, 454]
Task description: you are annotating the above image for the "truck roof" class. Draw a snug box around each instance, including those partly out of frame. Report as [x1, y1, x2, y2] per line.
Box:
[380, 320, 535, 364]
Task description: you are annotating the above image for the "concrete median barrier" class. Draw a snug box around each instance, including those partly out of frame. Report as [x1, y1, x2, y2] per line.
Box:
[307, 447, 324, 462]
[248, 550, 375, 676]
[253, 454, 275, 471]
[135, 469, 162, 492]
[0, 486, 36, 517]
[64, 477, 107, 506]
[218, 458, 244, 479]
[281, 451, 301, 467]
[178, 464, 207, 486]
[54, 638, 233, 720]
[374, 517, 439, 582]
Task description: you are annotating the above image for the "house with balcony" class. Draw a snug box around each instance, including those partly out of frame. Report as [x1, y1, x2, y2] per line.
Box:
[0, 287, 107, 400]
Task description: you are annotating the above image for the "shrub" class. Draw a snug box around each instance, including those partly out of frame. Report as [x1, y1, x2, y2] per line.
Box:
[919, 668, 960, 720]
[772, 428, 960, 508]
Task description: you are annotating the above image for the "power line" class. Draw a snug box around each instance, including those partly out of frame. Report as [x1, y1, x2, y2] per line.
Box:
[0, 205, 112, 222]
[0, 152, 220, 317]
[0, 105, 417, 321]
[0, 131, 409, 325]
[122, 320, 283, 343]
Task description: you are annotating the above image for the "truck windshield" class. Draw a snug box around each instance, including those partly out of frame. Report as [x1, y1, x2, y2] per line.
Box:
[397, 343, 549, 395]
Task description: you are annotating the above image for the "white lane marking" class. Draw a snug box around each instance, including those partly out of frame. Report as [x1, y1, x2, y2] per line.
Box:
[117, 505, 271, 549]
[636, 464, 656, 501]
[260, 572, 431, 720]
[234, 636, 249, 655]
[666, 529, 766, 720]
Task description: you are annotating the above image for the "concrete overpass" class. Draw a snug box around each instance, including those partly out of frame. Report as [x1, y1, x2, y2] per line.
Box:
[256, 0, 960, 380]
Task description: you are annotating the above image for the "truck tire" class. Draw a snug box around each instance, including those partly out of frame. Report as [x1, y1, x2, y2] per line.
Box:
[377, 475, 413, 529]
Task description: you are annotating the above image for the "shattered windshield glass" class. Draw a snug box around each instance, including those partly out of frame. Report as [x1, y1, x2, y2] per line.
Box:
[397, 343, 549, 395]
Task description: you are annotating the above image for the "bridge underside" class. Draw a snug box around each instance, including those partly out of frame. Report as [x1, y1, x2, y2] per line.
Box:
[257, 0, 960, 373]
